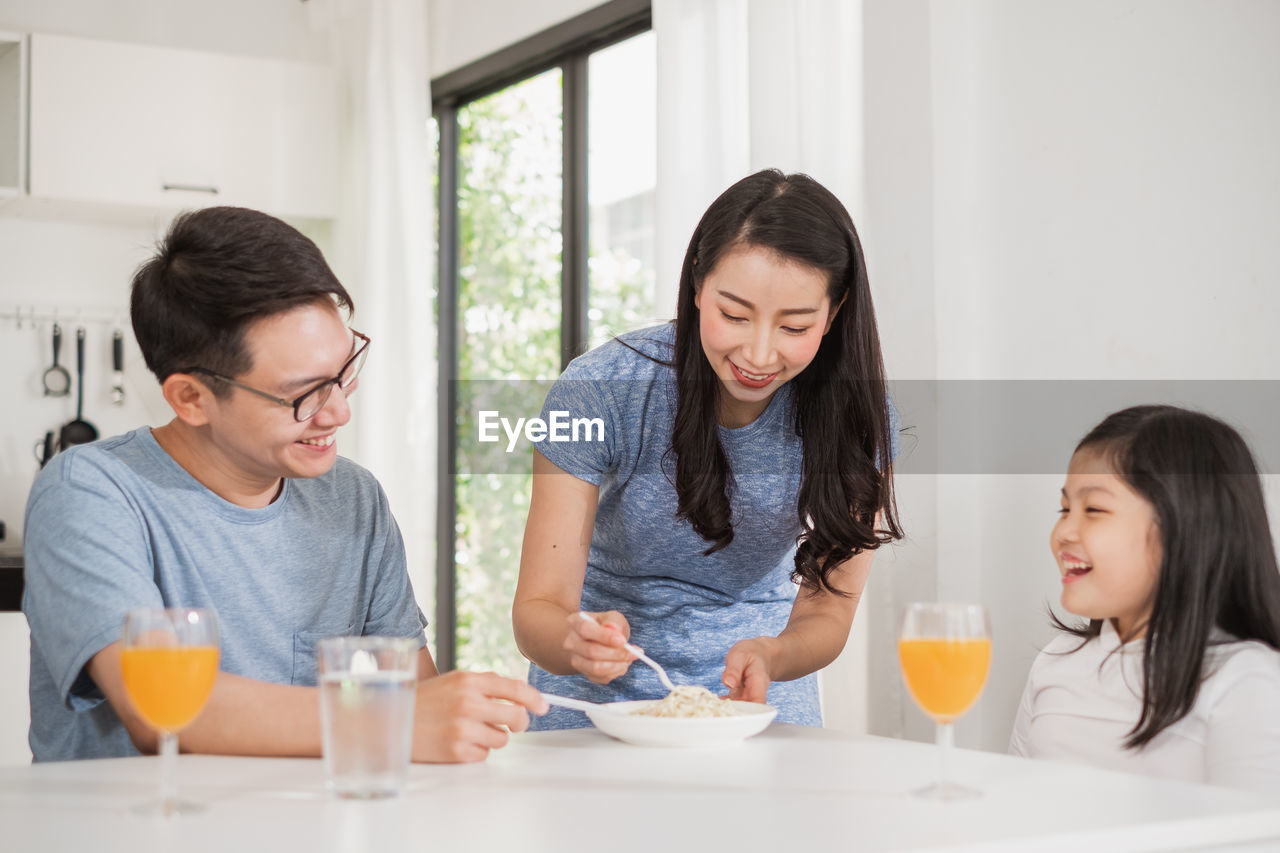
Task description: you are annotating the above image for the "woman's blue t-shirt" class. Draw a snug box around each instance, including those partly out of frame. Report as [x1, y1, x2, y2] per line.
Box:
[529, 323, 821, 728]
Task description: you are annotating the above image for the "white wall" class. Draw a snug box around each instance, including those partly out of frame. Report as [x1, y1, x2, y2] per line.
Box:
[859, 0, 938, 745]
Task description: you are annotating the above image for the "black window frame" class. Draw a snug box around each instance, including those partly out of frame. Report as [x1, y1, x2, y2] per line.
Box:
[432, 0, 652, 671]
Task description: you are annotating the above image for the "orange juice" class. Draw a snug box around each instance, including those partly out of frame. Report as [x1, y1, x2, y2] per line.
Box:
[120, 646, 220, 732]
[898, 638, 991, 723]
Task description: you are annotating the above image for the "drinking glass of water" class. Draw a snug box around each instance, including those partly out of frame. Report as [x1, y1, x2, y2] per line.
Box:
[316, 636, 418, 798]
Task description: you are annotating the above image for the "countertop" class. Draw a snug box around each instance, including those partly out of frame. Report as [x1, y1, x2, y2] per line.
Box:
[4, 726, 1280, 851]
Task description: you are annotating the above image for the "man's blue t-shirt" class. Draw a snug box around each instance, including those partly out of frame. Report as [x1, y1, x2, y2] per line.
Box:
[23, 427, 428, 762]
[530, 323, 844, 728]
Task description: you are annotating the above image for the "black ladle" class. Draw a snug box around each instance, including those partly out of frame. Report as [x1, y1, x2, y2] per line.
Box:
[58, 328, 99, 448]
[41, 324, 71, 397]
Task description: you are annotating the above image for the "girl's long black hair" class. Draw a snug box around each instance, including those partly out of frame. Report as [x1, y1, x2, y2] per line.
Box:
[660, 169, 901, 593]
[1053, 404, 1280, 748]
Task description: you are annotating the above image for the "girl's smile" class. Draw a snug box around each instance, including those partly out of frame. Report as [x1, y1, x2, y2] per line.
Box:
[694, 245, 839, 428]
[1051, 449, 1163, 639]
[1059, 552, 1092, 583]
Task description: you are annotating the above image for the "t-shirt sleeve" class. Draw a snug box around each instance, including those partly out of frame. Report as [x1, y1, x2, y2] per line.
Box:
[360, 480, 428, 644]
[532, 362, 620, 485]
[1204, 655, 1280, 794]
[23, 456, 163, 711]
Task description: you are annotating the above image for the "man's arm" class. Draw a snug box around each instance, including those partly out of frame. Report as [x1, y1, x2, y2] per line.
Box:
[89, 641, 322, 756]
[87, 641, 545, 762]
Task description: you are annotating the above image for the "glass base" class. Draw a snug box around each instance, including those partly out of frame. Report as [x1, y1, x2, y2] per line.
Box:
[131, 797, 206, 817]
[912, 780, 982, 801]
[333, 788, 401, 800]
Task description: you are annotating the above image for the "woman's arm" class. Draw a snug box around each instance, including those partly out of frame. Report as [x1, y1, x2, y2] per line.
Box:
[513, 450, 634, 680]
[722, 546, 873, 702]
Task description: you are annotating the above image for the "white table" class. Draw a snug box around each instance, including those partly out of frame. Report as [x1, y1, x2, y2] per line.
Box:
[4, 724, 1279, 852]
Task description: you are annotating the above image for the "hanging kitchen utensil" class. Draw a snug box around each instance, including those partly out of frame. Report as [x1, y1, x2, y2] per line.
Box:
[58, 327, 99, 449]
[33, 431, 56, 468]
[41, 324, 72, 397]
[110, 329, 126, 405]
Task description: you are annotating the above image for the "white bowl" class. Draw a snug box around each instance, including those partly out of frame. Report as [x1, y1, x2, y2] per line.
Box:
[585, 700, 778, 747]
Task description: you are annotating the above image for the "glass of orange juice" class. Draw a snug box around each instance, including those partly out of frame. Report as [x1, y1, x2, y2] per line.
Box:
[120, 608, 219, 816]
[898, 602, 991, 800]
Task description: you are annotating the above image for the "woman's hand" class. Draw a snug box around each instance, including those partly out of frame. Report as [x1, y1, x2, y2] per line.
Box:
[722, 636, 782, 704]
[565, 610, 635, 684]
[721, 547, 876, 703]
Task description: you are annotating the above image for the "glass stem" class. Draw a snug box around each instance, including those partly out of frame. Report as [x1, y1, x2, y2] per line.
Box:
[159, 730, 178, 815]
[936, 720, 954, 789]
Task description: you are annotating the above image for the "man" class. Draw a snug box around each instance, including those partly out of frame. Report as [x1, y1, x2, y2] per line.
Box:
[23, 206, 546, 763]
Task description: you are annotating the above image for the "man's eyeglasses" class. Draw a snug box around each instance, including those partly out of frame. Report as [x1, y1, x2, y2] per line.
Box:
[181, 330, 371, 422]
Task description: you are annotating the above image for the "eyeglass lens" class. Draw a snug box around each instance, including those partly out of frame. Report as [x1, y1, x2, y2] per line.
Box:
[294, 344, 369, 421]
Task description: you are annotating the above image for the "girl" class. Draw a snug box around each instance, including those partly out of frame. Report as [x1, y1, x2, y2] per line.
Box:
[513, 169, 901, 728]
[1010, 405, 1280, 792]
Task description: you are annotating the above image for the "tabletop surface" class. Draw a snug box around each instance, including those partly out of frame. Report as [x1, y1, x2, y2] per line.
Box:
[4, 724, 1280, 852]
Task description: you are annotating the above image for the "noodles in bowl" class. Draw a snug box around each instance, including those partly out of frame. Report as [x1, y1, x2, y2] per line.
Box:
[630, 685, 738, 718]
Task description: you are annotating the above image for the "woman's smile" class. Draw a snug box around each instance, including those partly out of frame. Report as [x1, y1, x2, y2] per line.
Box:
[694, 245, 835, 427]
[729, 361, 778, 389]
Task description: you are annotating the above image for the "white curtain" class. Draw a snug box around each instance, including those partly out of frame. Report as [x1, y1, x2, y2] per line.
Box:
[653, 0, 869, 731]
[652, 0, 750, 318]
[308, 0, 437, 626]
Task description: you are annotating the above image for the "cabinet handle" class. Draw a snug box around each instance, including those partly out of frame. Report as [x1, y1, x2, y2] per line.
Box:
[161, 183, 220, 194]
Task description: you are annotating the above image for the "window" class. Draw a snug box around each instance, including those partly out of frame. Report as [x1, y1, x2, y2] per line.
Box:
[433, 1, 655, 674]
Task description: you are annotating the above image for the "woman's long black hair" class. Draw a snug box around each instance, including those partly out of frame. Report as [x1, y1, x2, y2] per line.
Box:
[665, 169, 901, 593]
[1053, 404, 1280, 748]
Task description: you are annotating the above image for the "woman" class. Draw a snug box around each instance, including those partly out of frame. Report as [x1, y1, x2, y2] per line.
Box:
[513, 169, 901, 728]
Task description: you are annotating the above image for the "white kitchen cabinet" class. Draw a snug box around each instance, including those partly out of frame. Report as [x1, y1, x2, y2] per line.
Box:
[21, 33, 338, 220]
[0, 613, 30, 765]
[0, 33, 25, 202]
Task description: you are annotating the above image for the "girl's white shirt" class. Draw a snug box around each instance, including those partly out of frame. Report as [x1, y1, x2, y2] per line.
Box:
[1010, 619, 1280, 794]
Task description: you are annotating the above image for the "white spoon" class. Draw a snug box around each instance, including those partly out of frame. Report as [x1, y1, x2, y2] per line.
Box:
[578, 611, 677, 692]
[626, 646, 677, 693]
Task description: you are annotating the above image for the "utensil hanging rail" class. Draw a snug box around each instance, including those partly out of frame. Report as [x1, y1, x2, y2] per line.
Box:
[2, 305, 125, 329]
